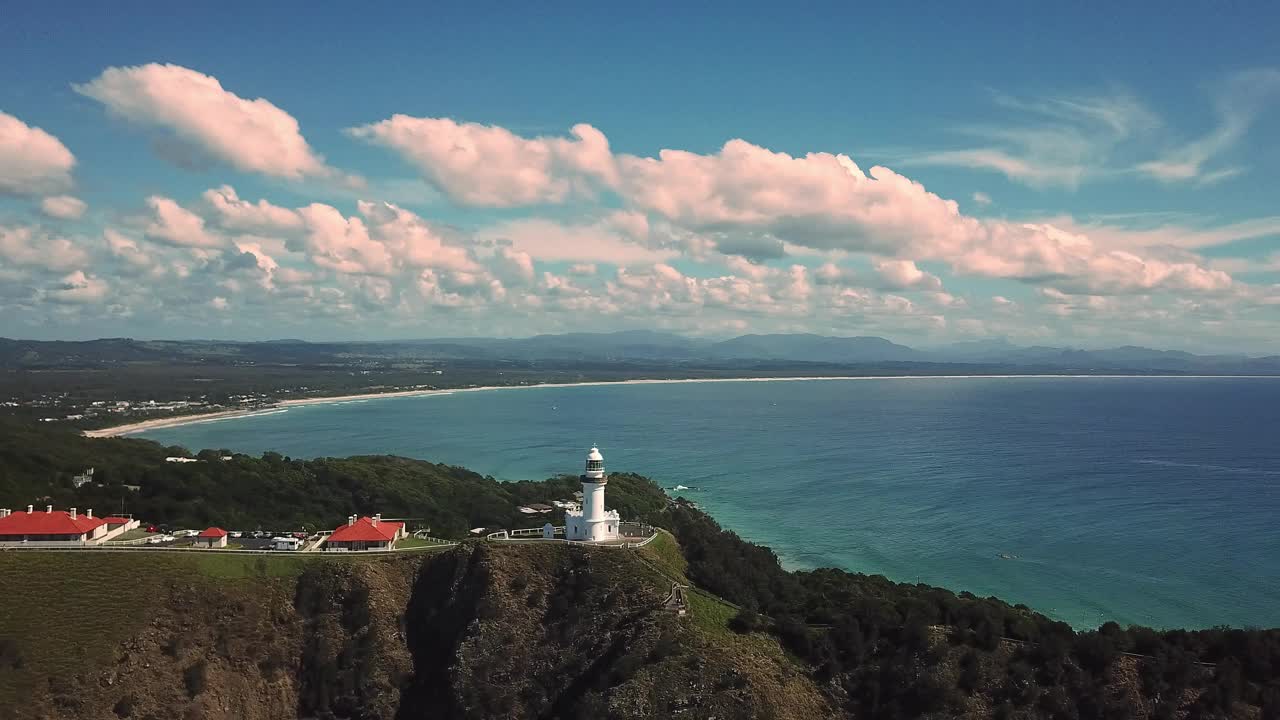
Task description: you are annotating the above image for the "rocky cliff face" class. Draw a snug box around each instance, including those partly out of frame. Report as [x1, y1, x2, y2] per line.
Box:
[1, 544, 829, 720]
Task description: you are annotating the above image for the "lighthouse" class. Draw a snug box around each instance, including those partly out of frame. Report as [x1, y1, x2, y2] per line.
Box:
[565, 446, 621, 541]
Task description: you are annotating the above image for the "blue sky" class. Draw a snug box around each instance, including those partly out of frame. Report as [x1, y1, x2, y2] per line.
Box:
[2, 2, 1279, 351]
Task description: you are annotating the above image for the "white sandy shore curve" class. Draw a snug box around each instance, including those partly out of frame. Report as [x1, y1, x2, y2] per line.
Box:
[81, 373, 1278, 438]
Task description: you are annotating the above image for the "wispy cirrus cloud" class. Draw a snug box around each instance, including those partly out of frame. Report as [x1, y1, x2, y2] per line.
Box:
[899, 90, 1158, 189]
[1135, 68, 1280, 185]
[903, 70, 1280, 190]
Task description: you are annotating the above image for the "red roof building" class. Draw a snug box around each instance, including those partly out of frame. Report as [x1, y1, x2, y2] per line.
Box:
[194, 526, 229, 548]
[325, 514, 406, 551]
[101, 516, 141, 537]
[0, 506, 108, 544]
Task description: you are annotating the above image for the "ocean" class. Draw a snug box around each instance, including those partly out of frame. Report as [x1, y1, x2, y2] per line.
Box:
[136, 376, 1280, 631]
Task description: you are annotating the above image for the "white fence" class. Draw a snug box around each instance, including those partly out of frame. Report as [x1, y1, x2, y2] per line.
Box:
[0, 540, 103, 549]
[486, 523, 659, 549]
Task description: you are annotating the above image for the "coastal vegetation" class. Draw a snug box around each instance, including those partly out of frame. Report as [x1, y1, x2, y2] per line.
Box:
[0, 419, 667, 536]
[0, 418, 1277, 718]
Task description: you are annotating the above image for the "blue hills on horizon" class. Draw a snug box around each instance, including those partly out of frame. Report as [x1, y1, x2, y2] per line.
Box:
[2, 331, 1279, 374]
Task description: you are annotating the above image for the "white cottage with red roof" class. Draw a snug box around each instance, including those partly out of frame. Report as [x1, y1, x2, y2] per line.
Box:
[194, 527, 229, 548]
[0, 505, 109, 545]
[325, 513, 406, 551]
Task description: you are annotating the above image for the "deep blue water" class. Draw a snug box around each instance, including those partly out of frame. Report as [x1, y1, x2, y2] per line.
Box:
[137, 377, 1280, 631]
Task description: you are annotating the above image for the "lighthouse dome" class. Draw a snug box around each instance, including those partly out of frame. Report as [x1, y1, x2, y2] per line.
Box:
[583, 446, 606, 481]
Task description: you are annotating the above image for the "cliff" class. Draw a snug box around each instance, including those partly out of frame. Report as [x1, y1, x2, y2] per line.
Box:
[0, 541, 830, 720]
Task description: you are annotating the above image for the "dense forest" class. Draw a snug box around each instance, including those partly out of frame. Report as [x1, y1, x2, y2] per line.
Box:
[1, 419, 1277, 719]
[656, 504, 1280, 720]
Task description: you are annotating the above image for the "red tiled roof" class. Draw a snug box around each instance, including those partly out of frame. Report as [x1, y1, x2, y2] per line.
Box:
[0, 510, 107, 536]
[102, 517, 131, 524]
[197, 527, 228, 538]
[328, 516, 404, 543]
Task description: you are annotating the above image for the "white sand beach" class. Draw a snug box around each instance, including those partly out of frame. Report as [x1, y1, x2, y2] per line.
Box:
[80, 373, 1273, 438]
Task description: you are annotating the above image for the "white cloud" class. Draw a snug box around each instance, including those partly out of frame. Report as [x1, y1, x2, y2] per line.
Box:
[294, 203, 393, 275]
[490, 246, 535, 285]
[39, 195, 87, 220]
[45, 270, 108, 304]
[344, 115, 1247, 298]
[476, 217, 679, 264]
[0, 111, 75, 196]
[75, 63, 349, 182]
[357, 201, 475, 272]
[202, 185, 302, 232]
[347, 117, 616, 206]
[144, 196, 223, 248]
[104, 229, 152, 269]
[875, 260, 943, 291]
[292, 201, 476, 276]
[0, 224, 89, 271]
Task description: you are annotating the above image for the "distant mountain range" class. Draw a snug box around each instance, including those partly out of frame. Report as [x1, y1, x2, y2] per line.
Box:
[2, 332, 1279, 374]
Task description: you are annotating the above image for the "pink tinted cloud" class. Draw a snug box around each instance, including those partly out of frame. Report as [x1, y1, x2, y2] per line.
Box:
[347, 116, 617, 206]
[40, 195, 87, 220]
[202, 186, 302, 233]
[75, 64, 346, 182]
[144, 196, 224, 248]
[0, 111, 76, 195]
[0, 224, 89, 271]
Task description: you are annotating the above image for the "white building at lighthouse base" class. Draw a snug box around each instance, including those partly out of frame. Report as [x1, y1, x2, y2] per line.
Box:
[564, 446, 621, 542]
[564, 505, 620, 542]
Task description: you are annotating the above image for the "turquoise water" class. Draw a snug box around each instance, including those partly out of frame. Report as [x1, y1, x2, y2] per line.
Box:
[138, 377, 1280, 631]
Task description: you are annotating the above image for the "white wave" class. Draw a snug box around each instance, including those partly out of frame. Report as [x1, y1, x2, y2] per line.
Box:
[1135, 458, 1280, 476]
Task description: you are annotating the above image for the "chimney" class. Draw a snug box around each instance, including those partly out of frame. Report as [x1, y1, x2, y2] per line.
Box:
[348, 515, 355, 526]
[46, 505, 52, 514]
[27, 505, 33, 514]
[86, 509, 93, 519]
[70, 507, 77, 519]
[373, 513, 380, 526]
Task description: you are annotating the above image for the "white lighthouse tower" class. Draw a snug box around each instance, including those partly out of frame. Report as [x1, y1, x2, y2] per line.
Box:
[565, 446, 620, 542]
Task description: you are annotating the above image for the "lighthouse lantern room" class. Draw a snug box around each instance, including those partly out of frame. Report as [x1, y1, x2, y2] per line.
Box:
[565, 447, 621, 542]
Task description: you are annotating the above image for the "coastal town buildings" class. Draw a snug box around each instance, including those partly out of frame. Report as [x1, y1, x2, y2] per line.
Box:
[324, 513, 406, 551]
[564, 447, 620, 542]
[71, 468, 95, 488]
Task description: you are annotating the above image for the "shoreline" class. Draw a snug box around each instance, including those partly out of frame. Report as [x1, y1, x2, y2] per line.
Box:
[82, 372, 1280, 438]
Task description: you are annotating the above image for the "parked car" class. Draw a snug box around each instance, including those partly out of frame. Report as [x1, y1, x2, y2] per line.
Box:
[146, 525, 158, 533]
[229, 531, 242, 538]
